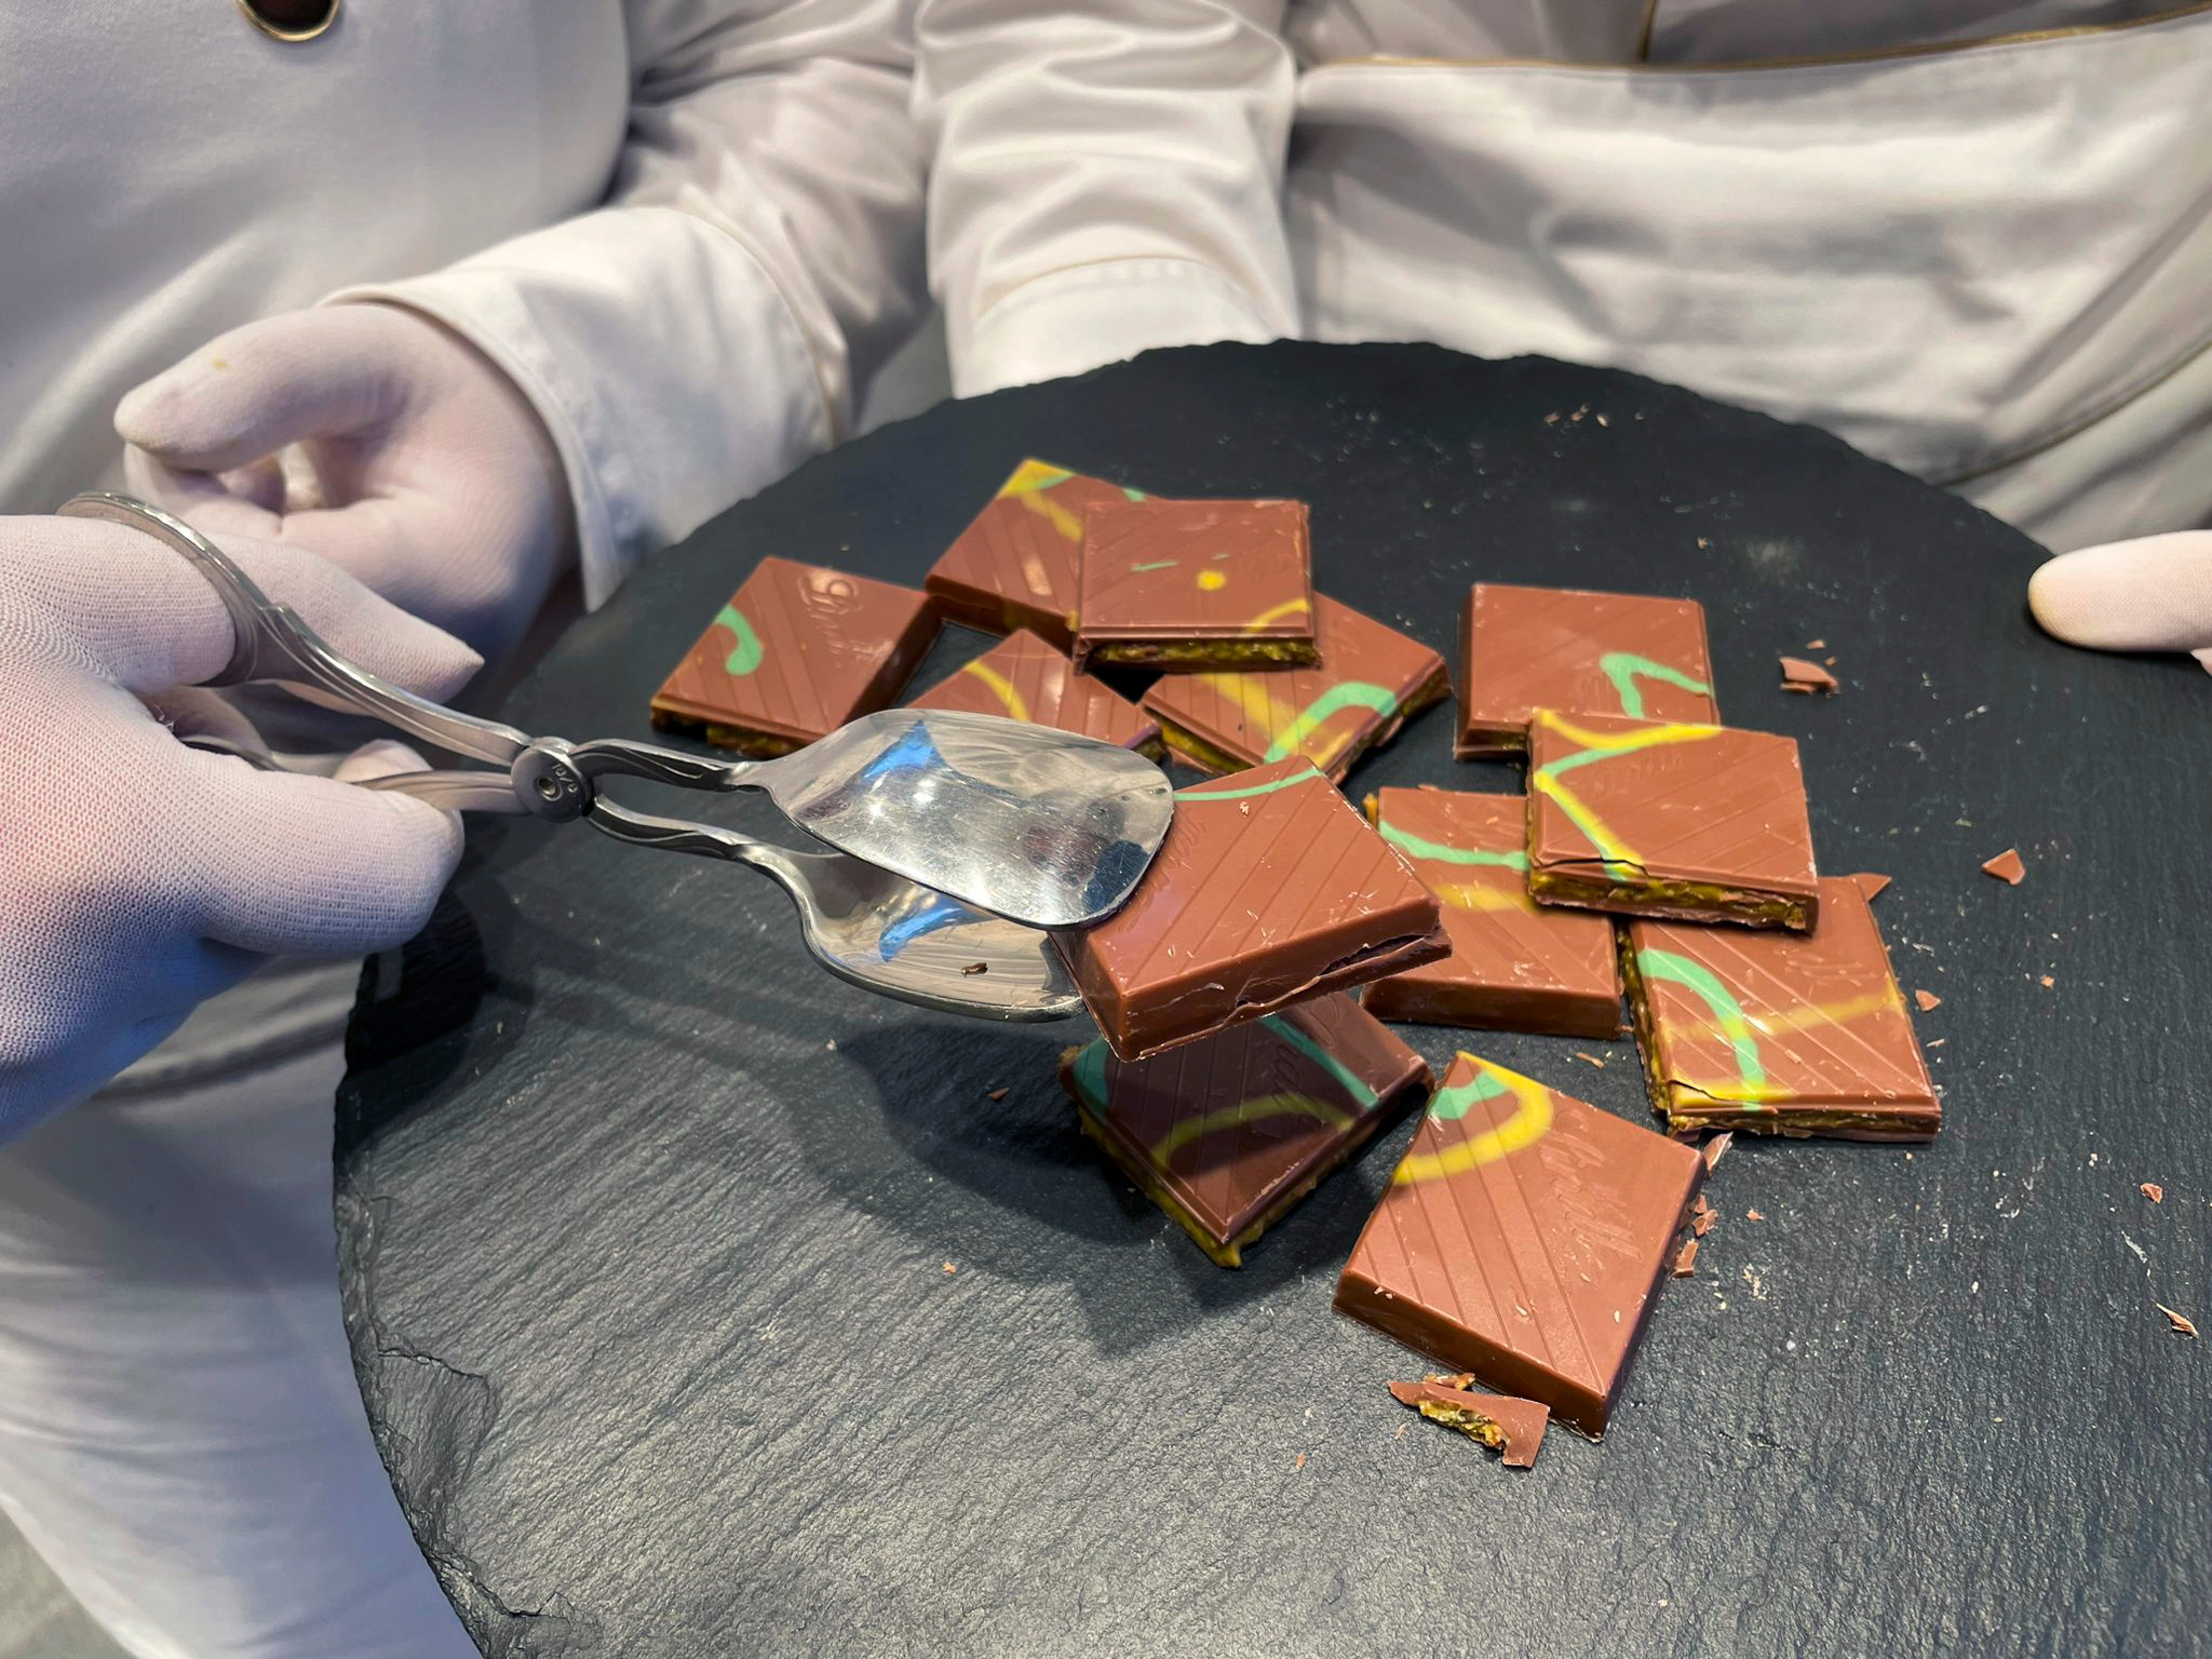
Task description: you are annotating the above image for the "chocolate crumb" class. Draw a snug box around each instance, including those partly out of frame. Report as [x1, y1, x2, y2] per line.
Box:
[942, 1262, 957, 1274]
[1778, 656, 1839, 694]
[1672, 1238, 1698, 1277]
[1805, 639, 1826, 650]
[1747, 1208, 1764, 1221]
[1295, 1453, 1307, 1470]
[987, 1086, 1009, 1102]
[1423, 1373, 1478, 1390]
[1914, 990, 1942, 1011]
[1703, 1131, 1734, 1172]
[2142, 1182, 2164, 1203]
[2040, 975, 2055, 988]
[2157, 1304, 2198, 1339]
[1927, 1039, 1946, 1048]
[1694, 1209, 1717, 1237]
[1982, 848, 2026, 884]
[960, 962, 989, 975]
[1572, 1051, 1606, 1068]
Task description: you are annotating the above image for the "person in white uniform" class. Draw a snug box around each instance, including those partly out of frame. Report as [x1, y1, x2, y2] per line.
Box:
[0, 2, 923, 1654]
[911, 0, 2212, 664]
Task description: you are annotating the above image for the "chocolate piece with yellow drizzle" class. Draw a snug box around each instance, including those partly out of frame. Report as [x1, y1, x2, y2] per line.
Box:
[1335, 1053, 1702, 1438]
[1072, 497, 1319, 671]
[1455, 582, 1717, 757]
[1622, 875, 1939, 1142]
[907, 629, 1165, 759]
[650, 556, 941, 755]
[1359, 786, 1623, 1037]
[1058, 995, 1430, 1267]
[1141, 594, 1449, 782]
[1526, 709, 1819, 932]
[1051, 758, 1447, 1062]
[924, 459, 1146, 650]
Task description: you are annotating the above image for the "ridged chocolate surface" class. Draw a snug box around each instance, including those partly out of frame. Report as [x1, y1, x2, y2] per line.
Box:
[1360, 787, 1621, 1036]
[908, 629, 1161, 753]
[650, 556, 939, 748]
[1142, 594, 1448, 781]
[924, 459, 1140, 649]
[1526, 709, 1818, 912]
[1457, 582, 1716, 754]
[1625, 874, 1939, 1140]
[1053, 758, 1446, 1061]
[1059, 994, 1430, 1249]
[1336, 1052, 1701, 1436]
[1074, 498, 1315, 660]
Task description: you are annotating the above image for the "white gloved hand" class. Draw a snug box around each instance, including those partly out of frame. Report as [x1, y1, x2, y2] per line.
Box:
[0, 515, 483, 1142]
[115, 301, 576, 661]
[2028, 532, 2212, 671]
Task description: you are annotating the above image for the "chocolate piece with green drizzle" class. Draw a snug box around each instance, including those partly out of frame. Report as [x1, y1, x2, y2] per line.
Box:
[1622, 874, 1939, 1141]
[1455, 582, 1716, 758]
[1072, 497, 1319, 671]
[1141, 594, 1449, 783]
[1059, 994, 1430, 1267]
[1525, 709, 1819, 932]
[651, 556, 941, 756]
[1360, 786, 1622, 1037]
[1051, 758, 1447, 1062]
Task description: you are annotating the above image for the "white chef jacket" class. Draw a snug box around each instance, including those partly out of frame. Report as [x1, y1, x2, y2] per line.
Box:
[0, 4, 923, 1654]
[915, 0, 2212, 550]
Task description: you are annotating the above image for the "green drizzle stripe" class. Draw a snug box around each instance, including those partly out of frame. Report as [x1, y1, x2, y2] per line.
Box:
[1258, 1014, 1378, 1109]
[1598, 652, 1710, 721]
[1426, 1067, 1511, 1123]
[1263, 682, 1400, 765]
[1375, 818, 1527, 872]
[715, 605, 763, 677]
[1635, 947, 1767, 1091]
[1180, 768, 1323, 803]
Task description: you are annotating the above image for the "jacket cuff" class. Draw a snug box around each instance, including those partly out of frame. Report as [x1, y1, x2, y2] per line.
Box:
[954, 258, 1285, 398]
[329, 206, 835, 611]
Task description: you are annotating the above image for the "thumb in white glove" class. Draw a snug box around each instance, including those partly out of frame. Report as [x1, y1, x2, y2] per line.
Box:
[0, 515, 483, 1142]
[115, 301, 577, 661]
[2027, 531, 2212, 671]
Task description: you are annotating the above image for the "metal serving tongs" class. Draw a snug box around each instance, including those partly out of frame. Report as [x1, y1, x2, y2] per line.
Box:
[62, 492, 1177, 1022]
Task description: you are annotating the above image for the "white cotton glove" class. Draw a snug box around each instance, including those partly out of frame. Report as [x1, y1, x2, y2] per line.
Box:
[0, 515, 483, 1142]
[2028, 532, 2212, 671]
[115, 301, 576, 661]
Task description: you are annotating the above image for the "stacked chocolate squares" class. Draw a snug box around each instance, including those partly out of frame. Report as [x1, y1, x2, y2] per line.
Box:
[646, 460, 1939, 1466]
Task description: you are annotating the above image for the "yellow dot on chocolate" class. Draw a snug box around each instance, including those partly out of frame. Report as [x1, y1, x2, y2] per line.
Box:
[1196, 569, 1227, 591]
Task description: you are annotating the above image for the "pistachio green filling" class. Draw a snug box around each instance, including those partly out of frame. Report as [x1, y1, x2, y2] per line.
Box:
[1530, 868, 1808, 929]
[1091, 639, 1319, 667]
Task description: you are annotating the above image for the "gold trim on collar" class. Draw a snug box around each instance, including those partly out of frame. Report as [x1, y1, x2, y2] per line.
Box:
[236, 0, 340, 44]
[1337, 0, 2212, 75]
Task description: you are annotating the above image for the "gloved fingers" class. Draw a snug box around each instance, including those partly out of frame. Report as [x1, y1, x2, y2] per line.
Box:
[332, 738, 435, 784]
[20, 517, 482, 700]
[179, 745, 462, 958]
[140, 685, 265, 749]
[114, 306, 407, 473]
[124, 444, 288, 541]
[2028, 532, 2212, 666]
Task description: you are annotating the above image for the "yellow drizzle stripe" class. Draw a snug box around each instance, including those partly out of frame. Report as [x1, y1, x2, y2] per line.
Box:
[1002, 459, 1073, 494]
[1241, 599, 1312, 633]
[959, 658, 1031, 724]
[1530, 710, 1726, 876]
[1431, 881, 1536, 914]
[1392, 1056, 1553, 1186]
[1529, 771, 1641, 872]
[1149, 1092, 1353, 1168]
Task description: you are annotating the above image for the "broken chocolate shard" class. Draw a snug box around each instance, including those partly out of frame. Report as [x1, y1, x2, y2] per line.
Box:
[1143, 595, 1448, 782]
[924, 459, 1142, 648]
[908, 629, 1165, 758]
[1850, 872, 1892, 903]
[1387, 1380, 1550, 1467]
[1623, 877, 1939, 1142]
[1526, 710, 1819, 931]
[1778, 656, 1839, 693]
[1074, 498, 1318, 671]
[1693, 1208, 1717, 1238]
[1053, 759, 1447, 1061]
[1672, 1237, 1698, 1277]
[1703, 1132, 1734, 1171]
[1060, 994, 1431, 1267]
[2142, 1182, 2164, 1203]
[651, 556, 940, 755]
[1359, 787, 1623, 1037]
[2158, 1304, 2199, 1339]
[1455, 583, 1717, 757]
[1915, 989, 1942, 1011]
[1983, 848, 2027, 884]
[1337, 1053, 1703, 1438]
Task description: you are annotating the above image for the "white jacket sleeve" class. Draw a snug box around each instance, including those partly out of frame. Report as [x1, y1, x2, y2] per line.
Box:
[914, 0, 1300, 397]
[334, 1, 926, 610]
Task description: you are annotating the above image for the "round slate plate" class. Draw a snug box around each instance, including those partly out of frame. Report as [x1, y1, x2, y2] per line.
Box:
[338, 342, 2211, 1659]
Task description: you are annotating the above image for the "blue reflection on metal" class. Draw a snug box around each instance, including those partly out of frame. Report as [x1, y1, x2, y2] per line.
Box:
[878, 891, 978, 960]
[859, 723, 945, 783]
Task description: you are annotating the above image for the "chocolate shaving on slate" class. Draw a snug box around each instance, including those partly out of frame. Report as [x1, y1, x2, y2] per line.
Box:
[2142, 1183, 2164, 1203]
[1672, 1238, 1698, 1277]
[1386, 1380, 1550, 1468]
[1778, 656, 1839, 693]
[1983, 848, 2027, 884]
[1915, 990, 1942, 1011]
[2157, 1305, 2198, 1338]
[1703, 1132, 1734, 1172]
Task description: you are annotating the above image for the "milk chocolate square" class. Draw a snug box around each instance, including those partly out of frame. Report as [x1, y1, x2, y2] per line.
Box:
[924, 459, 1144, 650]
[650, 557, 939, 755]
[1073, 498, 1318, 671]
